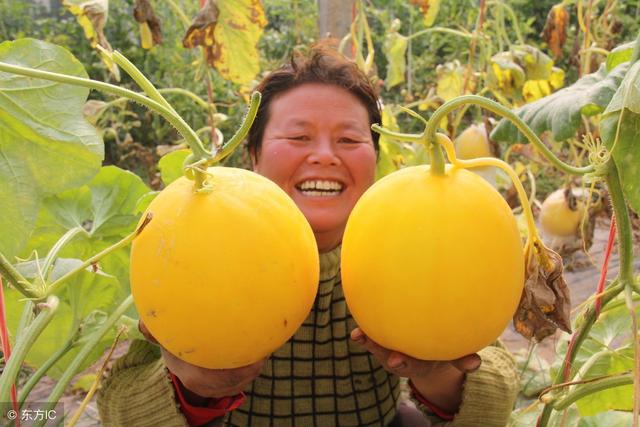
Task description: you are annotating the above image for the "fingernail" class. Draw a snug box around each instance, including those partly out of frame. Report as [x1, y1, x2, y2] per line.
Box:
[465, 358, 481, 373]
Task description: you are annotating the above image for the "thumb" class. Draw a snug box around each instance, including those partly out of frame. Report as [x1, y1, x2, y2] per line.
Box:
[138, 319, 159, 344]
[450, 353, 481, 373]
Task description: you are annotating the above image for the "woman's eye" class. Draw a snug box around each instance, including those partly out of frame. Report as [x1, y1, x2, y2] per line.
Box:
[288, 135, 309, 141]
[340, 137, 362, 144]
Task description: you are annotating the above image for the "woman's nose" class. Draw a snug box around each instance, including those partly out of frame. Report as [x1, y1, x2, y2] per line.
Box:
[307, 139, 341, 166]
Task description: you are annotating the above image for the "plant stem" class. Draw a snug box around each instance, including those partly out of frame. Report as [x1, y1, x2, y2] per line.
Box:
[36, 295, 134, 427]
[0, 252, 40, 299]
[46, 214, 152, 296]
[606, 162, 635, 291]
[550, 372, 633, 410]
[159, 88, 212, 112]
[0, 62, 208, 161]
[14, 301, 34, 341]
[18, 335, 75, 407]
[433, 133, 542, 251]
[41, 227, 86, 281]
[165, 0, 192, 28]
[109, 50, 176, 114]
[424, 95, 595, 176]
[606, 159, 638, 423]
[538, 281, 624, 425]
[0, 296, 58, 403]
[211, 92, 261, 163]
[408, 26, 481, 41]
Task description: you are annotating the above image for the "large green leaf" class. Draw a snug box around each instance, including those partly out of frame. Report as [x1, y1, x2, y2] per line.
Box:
[601, 111, 640, 215]
[600, 61, 640, 214]
[24, 166, 151, 292]
[0, 39, 103, 260]
[491, 62, 629, 143]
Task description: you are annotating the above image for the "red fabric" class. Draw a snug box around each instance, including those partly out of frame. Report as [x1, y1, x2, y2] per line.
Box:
[408, 379, 455, 421]
[169, 371, 245, 426]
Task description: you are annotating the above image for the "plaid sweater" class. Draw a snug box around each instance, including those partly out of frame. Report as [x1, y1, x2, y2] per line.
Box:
[97, 245, 519, 426]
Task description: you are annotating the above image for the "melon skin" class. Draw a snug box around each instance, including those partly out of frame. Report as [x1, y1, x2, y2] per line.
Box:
[341, 165, 524, 360]
[131, 167, 319, 369]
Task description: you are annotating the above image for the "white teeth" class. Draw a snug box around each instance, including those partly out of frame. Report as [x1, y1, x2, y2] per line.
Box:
[298, 180, 343, 191]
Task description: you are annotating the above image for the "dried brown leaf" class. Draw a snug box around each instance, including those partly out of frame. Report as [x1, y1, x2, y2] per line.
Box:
[183, 0, 219, 67]
[542, 4, 569, 59]
[513, 244, 572, 341]
[134, 0, 162, 49]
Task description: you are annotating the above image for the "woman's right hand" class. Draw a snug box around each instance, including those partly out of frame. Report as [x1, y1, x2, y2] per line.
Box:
[139, 320, 266, 402]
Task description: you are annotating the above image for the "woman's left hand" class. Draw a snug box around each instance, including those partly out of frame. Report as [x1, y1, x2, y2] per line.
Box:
[350, 327, 481, 413]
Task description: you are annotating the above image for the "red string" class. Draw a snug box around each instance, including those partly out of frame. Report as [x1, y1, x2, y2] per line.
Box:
[595, 216, 617, 316]
[561, 215, 617, 381]
[0, 276, 20, 427]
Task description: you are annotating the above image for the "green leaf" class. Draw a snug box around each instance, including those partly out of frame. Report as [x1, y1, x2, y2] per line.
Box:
[72, 373, 98, 392]
[600, 109, 640, 215]
[383, 20, 407, 89]
[491, 62, 629, 143]
[578, 411, 632, 426]
[23, 166, 150, 292]
[4, 262, 119, 378]
[0, 38, 103, 260]
[604, 61, 640, 115]
[158, 149, 190, 186]
[606, 42, 634, 72]
[569, 302, 637, 416]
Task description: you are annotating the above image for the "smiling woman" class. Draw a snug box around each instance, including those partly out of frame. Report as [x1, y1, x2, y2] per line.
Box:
[254, 83, 377, 252]
[97, 44, 519, 427]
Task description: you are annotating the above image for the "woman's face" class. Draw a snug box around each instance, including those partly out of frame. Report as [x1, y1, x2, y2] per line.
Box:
[253, 83, 377, 252]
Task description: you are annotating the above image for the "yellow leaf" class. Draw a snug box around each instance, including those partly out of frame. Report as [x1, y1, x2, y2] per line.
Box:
[436, 61, 465, 102]
[522, 80, 552, 102]
[383, 19, 408, 88]
[139, 22, 153, 49]
[183, 0, 267, 85]
[550, 66, 565, 90]
[410, 0, 441, 27]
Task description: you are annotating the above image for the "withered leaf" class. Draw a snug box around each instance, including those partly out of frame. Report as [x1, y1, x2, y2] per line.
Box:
[134, 0, 162, 49]
[183, 0, 219, 51]
[182, 0, 266, 84]
[542, 4, 569, 59]
[409, 0, 441, 27]
[62, 0, 120, 80]
[513, 244, 572, 341]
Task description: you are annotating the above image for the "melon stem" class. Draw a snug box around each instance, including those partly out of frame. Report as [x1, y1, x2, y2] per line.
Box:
[433, 133, 551, 269]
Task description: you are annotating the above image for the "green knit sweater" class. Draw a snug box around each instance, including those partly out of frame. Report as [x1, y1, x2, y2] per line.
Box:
[97, 246, 519, 426]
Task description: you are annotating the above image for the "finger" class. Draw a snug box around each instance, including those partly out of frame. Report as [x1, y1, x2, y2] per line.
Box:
[350, 328, 392, 362]
[450, 353, 482, 373]
[138, 319, 159, 344]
